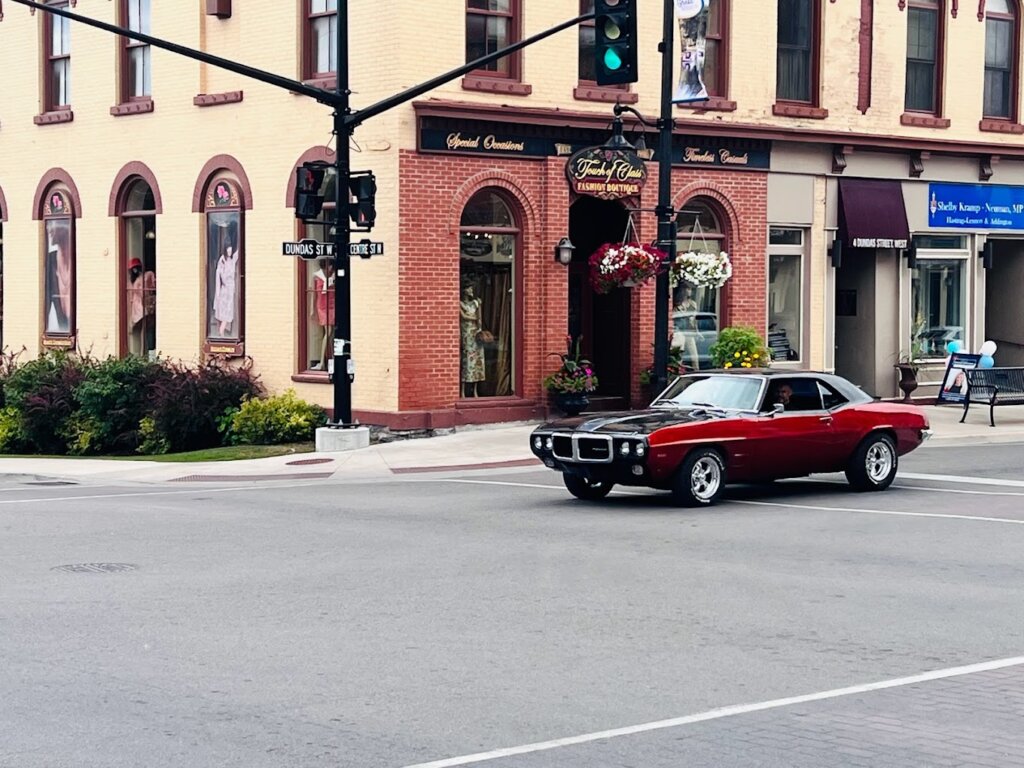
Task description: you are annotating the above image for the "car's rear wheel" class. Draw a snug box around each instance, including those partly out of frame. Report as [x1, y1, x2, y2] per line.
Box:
[845, 433, 898, 492]
[563, 473, 614, 501]
[672, 448, 726, 507]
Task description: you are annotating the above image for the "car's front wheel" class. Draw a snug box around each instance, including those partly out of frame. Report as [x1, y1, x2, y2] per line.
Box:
[845, 433, 898, 492]
[563, 473, 614, 501]
[672, 448, 726, 507]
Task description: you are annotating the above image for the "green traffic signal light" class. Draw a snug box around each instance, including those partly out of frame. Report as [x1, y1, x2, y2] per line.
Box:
[604, 48, 623, 71]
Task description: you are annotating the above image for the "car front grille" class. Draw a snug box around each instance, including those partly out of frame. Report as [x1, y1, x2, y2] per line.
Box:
[551, 434, 613, 464]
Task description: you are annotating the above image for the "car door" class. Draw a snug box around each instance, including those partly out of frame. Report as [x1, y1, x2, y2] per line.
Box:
[751, 378, 835, 478]
[815, 379, 864, 470]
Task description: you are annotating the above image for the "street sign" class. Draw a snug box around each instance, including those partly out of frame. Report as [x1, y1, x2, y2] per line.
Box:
[349, 240, 384, 258]
[282, 239, 385, 259]
[282, 239, 334, 260]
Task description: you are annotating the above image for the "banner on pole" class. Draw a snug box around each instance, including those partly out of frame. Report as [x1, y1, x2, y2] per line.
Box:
[673, 0, 711, 104]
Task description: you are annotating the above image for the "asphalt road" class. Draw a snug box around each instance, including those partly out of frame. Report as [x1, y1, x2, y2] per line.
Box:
[2, 441, 1024, 767]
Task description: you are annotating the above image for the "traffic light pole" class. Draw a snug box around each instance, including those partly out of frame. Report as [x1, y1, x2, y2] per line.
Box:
[653, 0, 676, 396]
[332, 0, 354, 426]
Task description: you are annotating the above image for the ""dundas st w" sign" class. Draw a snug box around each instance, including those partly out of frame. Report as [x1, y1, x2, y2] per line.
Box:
[565, 147, 648, 200]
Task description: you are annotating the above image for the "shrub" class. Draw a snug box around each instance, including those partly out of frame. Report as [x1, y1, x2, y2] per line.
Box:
[709, 326, 772, 370]
[3, 352, 91, 454]
[72, 356, 171, 454]
[0, 348, 26, 409]
[142, 358, 262, 454]
[227, 390, 327, 445]
[0, 406, 27, 454]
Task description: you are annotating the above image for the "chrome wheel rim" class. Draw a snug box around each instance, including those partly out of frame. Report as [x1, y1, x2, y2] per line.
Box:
[690, 457, 721, 501]
[865, 441, 894, 484]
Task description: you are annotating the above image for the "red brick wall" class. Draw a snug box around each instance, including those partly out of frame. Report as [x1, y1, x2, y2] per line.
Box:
[398, 151, 767, 417]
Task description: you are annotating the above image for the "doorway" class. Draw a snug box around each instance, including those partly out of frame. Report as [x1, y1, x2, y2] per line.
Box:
[834, 250, 877, 394]
[568, 196, 632, 404]
[985, 240, 1024, 366]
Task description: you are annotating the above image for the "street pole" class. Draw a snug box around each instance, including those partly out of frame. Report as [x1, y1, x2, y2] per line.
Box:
[333, 0, 353, 426]
[653, 0, 676, 394]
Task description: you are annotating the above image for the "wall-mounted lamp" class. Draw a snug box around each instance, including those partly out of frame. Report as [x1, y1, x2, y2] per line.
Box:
[905, 244, 918, 270]
[554, 237, 575, 266]
[981, 240, 994, 270]
[829, 238, 843, 269]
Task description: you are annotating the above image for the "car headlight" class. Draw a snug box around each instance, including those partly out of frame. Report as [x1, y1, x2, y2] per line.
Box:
[619, 442, 631, 456]
[533, 436, 543, 450]
[545, 437, 553, 450]
[636, 443, 646, 457]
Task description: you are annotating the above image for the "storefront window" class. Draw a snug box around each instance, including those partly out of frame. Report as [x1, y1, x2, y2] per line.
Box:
[912, 259, 965, 359]
[204, 178, 243, 353]
[42, 189, 75, 344]
[120, 179, 157, 359]
[768, 228, 804, 362]
[459, 189, 517, 398]
[673, 202, 725, 371]
[299, 170, 336, 375]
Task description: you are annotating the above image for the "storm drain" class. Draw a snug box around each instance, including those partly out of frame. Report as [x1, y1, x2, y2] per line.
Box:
[51, 563, 138, 574]
[285, 458, 334, 466]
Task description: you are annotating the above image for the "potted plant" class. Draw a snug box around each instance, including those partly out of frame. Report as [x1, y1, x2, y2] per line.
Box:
[669, 249, 733, 290]
[894, 348, 922, 402]
[588, 242, 666, 294]
[542, 335, 599, 416]
[709, 326, 772, 369]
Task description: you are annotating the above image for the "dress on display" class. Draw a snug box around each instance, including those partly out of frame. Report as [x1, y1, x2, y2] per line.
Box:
[314, 269, 335, 327]
[460, 296, 485, 384]
[213, 254, 237, 328]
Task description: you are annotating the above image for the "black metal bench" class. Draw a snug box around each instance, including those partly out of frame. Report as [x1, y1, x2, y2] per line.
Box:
[960, 367, 1024, 427]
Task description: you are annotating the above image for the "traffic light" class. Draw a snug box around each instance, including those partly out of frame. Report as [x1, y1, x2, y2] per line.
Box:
[349, 172, 377, 229]
[294, 162, 326, 221]
[593, 0, 638, 86]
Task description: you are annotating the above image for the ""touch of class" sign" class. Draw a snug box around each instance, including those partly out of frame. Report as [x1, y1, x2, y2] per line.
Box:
[565, 146, 649, 201]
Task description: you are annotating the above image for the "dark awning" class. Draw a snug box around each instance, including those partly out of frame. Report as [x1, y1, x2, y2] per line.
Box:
[838, 179, 911, 250]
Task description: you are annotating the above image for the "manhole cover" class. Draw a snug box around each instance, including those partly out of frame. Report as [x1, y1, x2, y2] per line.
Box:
[285, 458, 334, 466]
[51, 563, 138, 574]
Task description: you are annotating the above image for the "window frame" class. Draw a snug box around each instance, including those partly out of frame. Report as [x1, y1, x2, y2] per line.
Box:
[909, 249, 970, 363]
[41, 187, 76, 349]
[302, 0, 338, 88]
[458, 188, 523, 400]
[295, 175, 337, 380]
[767, 227, 806, 366]
[43, 0, 72, 113]
[703, 0, 730, 99]
[774, 0, 821, 107]
[119, 0, 152, 104]
[464, 0, 523, 83]
[202, 177, 246, 358]
[983, 0, 1019, 122]
[904, 0, 945, 116]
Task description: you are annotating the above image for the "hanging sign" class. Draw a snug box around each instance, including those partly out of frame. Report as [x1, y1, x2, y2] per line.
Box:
[566, 146, 648, 200]
[673, 0, 711, 104]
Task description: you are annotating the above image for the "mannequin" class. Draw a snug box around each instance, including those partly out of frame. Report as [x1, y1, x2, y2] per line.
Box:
[674, 283, 701, 371]
[460, 283, 486, 397]
[127, 257, 157, 356]
[213, 242, 239, 338]
[311, 259, 335, 371]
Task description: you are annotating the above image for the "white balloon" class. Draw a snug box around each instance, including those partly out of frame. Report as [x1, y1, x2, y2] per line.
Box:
[980, 340, 998, 357]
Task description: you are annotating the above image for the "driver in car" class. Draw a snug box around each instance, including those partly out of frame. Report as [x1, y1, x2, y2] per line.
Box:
[767, 382, 793, 410]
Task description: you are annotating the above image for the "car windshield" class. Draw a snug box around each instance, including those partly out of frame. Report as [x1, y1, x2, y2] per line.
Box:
[653, 374, 763, 411]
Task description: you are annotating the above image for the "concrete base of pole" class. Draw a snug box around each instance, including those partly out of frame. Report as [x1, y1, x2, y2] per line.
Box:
[315, 425, 370, 453]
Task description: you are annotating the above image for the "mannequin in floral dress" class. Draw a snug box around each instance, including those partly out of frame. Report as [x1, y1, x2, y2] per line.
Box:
[460, 283, 486, 397]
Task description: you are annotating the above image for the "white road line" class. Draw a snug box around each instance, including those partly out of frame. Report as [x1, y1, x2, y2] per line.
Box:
[399, 655, 1024, 768]
[0, 480, 326, 506]
[898, 471, 1024, 488]
[440, 479, 1024, 525]
[792, 477, 1024, 497]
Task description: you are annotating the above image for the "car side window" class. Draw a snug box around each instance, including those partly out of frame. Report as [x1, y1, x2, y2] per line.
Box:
[763, 378, 824, 412]
[817, 380, 848, 410]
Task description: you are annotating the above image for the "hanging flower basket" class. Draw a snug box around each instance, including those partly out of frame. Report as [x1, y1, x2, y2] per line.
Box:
[589, 241, 666, 294]
[669, 250, 733, 290]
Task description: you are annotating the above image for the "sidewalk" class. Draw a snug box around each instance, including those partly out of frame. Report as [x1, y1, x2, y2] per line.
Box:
[1, 404, 1022, 485]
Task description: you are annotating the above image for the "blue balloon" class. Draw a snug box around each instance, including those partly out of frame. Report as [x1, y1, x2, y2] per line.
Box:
[980, 355, 995, 369]
[946, 340, 962, 354]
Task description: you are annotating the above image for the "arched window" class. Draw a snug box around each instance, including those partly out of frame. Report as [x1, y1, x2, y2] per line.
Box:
[459, 189, 518, 398]
[674, 200, 725, 371]
[203, 177, 244, 355]
[42, 187, 76, 347]
[119, 179, 157, 358]
[298, 168, 336, 375]
[984, 0, 1018, 120]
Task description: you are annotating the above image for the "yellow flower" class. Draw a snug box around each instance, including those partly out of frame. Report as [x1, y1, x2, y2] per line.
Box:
[753, 353, 760, 359]
[734, 352, 741, 358]
[742, 350, 749, 356]
[724, 362, 733, 368]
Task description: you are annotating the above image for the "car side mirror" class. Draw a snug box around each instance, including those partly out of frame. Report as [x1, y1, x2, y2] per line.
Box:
[771, 403, 785, 416]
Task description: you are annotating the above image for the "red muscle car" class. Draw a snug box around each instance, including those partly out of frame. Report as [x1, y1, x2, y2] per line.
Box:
[530, 370, 932, 507]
